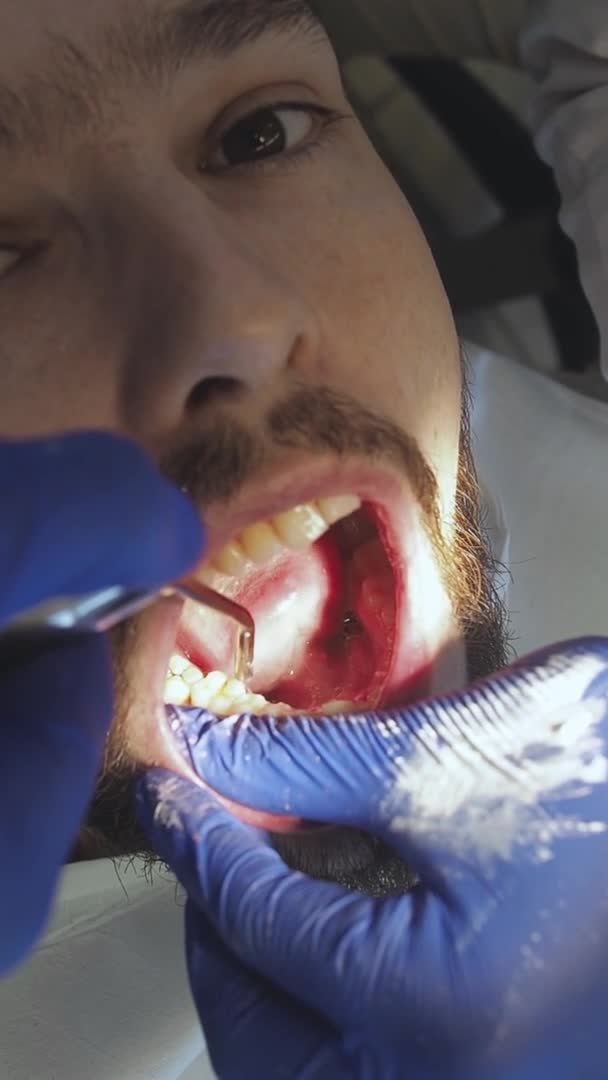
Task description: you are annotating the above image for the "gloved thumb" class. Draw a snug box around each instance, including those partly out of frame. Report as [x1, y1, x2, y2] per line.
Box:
[136, 769, 430, 1066]
[138, 639, 608, 1073]
[170, 637, 608, 861]
[183, 902, 353, 1079]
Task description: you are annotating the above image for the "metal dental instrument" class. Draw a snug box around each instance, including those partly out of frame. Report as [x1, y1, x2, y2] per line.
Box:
[0, 578, 255, 684]
[172, 580, 255, 684]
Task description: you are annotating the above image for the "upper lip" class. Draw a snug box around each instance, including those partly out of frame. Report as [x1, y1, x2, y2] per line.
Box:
[187, 451, 413, 572]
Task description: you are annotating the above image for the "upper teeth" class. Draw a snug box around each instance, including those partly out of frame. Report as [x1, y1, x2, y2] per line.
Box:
[203, 495, 361, 581]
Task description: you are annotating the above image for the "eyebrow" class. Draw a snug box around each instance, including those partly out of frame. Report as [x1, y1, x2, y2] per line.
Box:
[0, 0, 325, 157]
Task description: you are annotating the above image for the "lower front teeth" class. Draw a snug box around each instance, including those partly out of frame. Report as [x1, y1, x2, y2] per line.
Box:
[165, 656, 365, 718]
[165, 656, 292, 716]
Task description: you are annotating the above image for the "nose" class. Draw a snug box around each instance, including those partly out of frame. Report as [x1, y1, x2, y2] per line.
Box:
[116, 188, 321, 437]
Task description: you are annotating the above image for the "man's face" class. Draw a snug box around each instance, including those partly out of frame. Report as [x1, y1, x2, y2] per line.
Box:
[1, 0, 508, 891]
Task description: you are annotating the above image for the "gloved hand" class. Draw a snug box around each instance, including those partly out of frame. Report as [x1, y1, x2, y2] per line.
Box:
[0, 431, 204, 975]
[138, 638, 608, 1080]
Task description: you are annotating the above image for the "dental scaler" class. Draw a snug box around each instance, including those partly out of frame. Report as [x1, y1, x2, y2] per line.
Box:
[0, 579, 255, 684]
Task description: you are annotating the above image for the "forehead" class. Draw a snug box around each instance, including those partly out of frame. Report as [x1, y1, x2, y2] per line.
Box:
[0, 0, 324, 156]
[0, 0, 319, 56]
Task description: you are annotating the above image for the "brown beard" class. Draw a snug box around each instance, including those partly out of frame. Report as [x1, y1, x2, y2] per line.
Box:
[72, 360, 512, 863]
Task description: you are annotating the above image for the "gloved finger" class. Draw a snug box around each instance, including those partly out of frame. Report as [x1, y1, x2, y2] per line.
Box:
[136, 770, 481, 1059]
[0, 633, 112, 974]
[185, 902, 355, 1080]
[0, 432, 204, 624]
[139, 764, 608, 1070]
[176, 637, 608, 853]
[137, 773, 378, 1022]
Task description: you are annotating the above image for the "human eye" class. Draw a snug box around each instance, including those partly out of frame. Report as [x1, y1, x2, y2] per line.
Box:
[203, 100, 346, 174]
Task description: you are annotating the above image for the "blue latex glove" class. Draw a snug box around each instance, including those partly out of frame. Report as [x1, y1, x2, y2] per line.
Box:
[138, 638, 608, 1080]
[0, 432, 204, 975]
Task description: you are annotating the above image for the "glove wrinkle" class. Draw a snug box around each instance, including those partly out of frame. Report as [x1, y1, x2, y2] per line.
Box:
[139, 638, 608, 1079]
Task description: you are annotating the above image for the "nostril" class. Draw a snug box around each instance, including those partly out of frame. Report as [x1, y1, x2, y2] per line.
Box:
[186, 376, 244, 412]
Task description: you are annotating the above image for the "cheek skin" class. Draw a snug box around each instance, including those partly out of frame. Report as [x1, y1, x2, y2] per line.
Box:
[277, 131, 462, 541]
[0, 262, 125, 438]
[0, 119, 461, 549]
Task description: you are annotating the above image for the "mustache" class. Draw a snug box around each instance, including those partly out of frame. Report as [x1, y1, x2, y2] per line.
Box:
[160, 385, 443, 531]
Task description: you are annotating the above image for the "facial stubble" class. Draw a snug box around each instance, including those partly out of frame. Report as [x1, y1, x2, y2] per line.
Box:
[73, 370, 512, 863]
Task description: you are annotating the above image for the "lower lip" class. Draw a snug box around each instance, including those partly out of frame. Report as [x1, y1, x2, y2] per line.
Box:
[197, 792, 312, 833]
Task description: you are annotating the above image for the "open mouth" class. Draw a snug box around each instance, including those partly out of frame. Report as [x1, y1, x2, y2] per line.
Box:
[156, 471, 464, 895]
[165, 494, 403, 717]
[162, 457, 459, 719]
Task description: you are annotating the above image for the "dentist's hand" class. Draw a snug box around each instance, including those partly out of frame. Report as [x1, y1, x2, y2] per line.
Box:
[0, 432, 204, 975]
[139, 638, 608, 1080]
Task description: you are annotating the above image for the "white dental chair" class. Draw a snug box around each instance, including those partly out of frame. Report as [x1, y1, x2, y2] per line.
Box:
[470, 347, 608, 656]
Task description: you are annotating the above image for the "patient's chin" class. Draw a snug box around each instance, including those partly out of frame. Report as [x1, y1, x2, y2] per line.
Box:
[271, 826, 418, 897]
